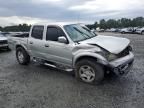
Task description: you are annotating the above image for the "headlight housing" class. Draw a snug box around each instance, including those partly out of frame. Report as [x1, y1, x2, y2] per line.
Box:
[97, 49, 117, 61]
[95, 45, 132, 61]
[92, 45, 118, 61]
[107, 53, 117, 61]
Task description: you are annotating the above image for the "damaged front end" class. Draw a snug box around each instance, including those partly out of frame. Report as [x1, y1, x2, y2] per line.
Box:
[107, 49, 134, 76]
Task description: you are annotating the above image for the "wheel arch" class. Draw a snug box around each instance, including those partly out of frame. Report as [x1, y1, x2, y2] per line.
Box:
[74, 56, 98, 67]
[16, 44, 29, 56]
[73, 53, 108, 68]
[16, 44, 27, 51]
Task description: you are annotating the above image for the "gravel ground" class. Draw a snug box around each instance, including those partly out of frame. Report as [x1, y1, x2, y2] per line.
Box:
[0, 32, 144, 108]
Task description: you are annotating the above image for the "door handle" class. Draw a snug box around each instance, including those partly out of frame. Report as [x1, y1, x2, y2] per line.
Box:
[45, 44, 49, 47]
[29, 41, 33, 44]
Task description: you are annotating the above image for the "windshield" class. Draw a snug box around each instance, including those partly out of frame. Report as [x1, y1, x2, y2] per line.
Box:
[64, 24, 96, 42]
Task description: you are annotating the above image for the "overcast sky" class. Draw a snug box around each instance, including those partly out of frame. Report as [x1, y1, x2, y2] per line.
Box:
[0, 0, 144, 26]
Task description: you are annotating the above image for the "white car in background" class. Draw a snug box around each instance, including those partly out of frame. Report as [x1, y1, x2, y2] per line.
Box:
[135, 27, 144, 35]
[120, 28, 134, 34]
[110, 28, 117, 32]
[0, 34, 9, 50]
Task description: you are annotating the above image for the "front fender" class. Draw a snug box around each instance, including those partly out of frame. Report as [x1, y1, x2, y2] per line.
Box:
[73, 52, 108, 67]
[16, 43, 27, 50]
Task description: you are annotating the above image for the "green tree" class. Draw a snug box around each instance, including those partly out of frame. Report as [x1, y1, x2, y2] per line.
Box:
[132, 17, 144, 27]
[0, 26, 3, 31]
[99, 19, 107, 29]
[106, 19, 118, 28]
[93, 21, 98, 28]
[2, 24, 31, 32]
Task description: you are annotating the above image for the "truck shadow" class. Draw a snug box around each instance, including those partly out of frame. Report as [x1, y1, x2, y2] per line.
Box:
[33, 62, 123, 86]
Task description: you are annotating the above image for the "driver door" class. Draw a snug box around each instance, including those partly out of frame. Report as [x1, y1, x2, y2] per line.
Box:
[43, 26, 72, 65]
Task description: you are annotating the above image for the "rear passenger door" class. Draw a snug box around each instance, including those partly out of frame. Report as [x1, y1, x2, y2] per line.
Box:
[43, 26, 72, 65]
[28, 25, 45, 58]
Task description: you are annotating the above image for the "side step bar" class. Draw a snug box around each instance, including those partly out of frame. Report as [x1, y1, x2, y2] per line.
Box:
[33, 58, 73, 72]
[44, 63, 56, 68]
[44, 63, 73, 72]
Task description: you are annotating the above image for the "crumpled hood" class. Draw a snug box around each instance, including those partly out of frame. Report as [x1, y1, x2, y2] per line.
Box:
[80, 35, 130, 54]
[0, 36, 7, 41]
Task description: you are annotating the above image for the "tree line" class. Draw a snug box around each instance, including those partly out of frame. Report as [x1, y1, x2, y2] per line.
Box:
[0, 24, 31, 32]
[0, 17, 144, 32]
[86, 17, 144, 29]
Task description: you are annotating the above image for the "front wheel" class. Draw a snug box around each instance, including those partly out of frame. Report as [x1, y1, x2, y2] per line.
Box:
[75, 59, 104, 84]
[141, 31, 144, 35]
[16, 47, 30, 65]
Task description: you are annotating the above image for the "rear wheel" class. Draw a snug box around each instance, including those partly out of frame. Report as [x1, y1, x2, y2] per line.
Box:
[16, 47, 30, 65]
[141, 31, 144, 35]
[75, 59, 104, 84]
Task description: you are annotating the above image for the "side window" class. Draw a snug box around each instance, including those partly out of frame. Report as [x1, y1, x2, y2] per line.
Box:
[31, 26, 44, 40]
[46, 26, 65, 41]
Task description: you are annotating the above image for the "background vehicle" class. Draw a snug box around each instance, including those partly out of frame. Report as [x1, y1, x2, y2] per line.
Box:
[8, 23, 134, 84]
[120, 28, 134, 34]
[0, 34, 9, 50]
[96, 27, 105, 32]
[110, 28, 117, 32]
[135, 27, 144, 35]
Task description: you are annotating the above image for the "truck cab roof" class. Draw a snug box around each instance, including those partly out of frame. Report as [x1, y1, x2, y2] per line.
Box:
[33, 22, 84, 27]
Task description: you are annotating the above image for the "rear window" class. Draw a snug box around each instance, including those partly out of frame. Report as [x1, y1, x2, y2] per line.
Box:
[31, 26, 44, 40]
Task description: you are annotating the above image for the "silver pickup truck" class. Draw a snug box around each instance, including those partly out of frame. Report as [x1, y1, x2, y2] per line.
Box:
[8, 23, 134, 84]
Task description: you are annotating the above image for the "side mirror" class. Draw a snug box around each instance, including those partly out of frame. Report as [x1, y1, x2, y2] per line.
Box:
[58, 36, 67, 44]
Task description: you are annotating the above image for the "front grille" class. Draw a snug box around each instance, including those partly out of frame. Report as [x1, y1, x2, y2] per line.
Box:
[117, 46, 131, 58]
[0, 40, 8, 44]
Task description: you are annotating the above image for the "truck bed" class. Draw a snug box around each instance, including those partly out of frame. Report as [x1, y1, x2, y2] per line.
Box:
[8, 34, 28, 50]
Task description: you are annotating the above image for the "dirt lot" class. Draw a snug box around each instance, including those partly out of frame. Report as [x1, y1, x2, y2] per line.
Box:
[0, 32, 144, 108]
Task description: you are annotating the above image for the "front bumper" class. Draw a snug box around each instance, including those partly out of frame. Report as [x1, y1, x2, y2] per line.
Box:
[107, 52, 134, 75]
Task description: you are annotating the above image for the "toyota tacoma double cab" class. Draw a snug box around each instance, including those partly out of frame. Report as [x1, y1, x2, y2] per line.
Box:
[8, 23, 134, 84]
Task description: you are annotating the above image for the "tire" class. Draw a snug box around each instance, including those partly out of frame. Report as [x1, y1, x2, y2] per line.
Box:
[16, 47, 30, 65]
[141, 31, 144, 35]
[75, 58, 104, 84]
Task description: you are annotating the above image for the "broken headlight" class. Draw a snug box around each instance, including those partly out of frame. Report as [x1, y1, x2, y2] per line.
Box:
[98, 49, 117, 61]
[107, 53, 118, 61]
